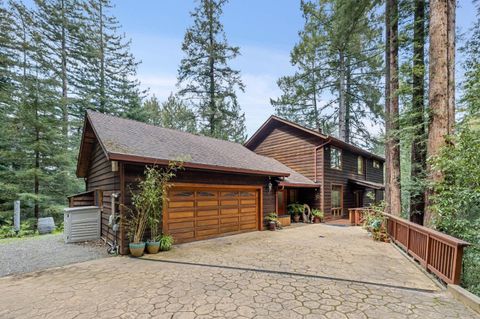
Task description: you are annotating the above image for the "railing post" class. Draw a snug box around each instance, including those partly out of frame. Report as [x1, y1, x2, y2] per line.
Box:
[425, 234, 430, 270]
[452, 245, 465, 285]
[406, 224, 410, 252]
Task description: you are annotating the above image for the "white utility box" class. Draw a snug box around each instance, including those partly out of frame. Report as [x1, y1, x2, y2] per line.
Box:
[63, 206, 101, 243]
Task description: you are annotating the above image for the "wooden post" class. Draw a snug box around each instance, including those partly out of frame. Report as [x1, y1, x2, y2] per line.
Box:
[452, 245, 465, 285]
[425, 234, 430, 269]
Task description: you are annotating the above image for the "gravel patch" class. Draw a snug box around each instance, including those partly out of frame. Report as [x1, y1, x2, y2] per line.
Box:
[0, 234, 109, 277]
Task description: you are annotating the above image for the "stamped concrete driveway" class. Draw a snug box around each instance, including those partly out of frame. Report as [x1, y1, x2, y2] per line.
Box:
[0, 224, 478, 319]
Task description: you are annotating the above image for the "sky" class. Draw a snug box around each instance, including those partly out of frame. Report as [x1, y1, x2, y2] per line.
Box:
[110, 0, 478, 137]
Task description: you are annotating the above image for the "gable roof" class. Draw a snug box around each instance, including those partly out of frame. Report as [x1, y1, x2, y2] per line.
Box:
[245, 115, 385, 162]
[77, 111, 306, 178]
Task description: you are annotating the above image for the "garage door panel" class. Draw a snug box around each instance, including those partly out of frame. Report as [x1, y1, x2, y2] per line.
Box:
[197, 227, 219, 237]
[166, 186, 260, 244]
[219, 225, 239, 233]
[169, 211, 195, 219]
[196, 218, 219, 227]
[196, 209, 218, 217]
[220, 216, 238, 225]
[168, 221, 195, 230]
[220, 200, 238, 206]
[240, 214, 256, 222]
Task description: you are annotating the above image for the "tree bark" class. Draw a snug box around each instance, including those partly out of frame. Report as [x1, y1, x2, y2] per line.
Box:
[99, 0, 105, 113]
[410, 0, 426, 224]
[388, 0, 402, 216]
[425, 0, 456, 226]
[338, 51, 347, 141]
[61, 0, 69, 145]
[208, 0, 216, 136]
[384, 0, 391, 214]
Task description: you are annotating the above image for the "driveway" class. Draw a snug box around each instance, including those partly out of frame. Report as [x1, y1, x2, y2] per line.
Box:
[0, 234, 109, 277]
[0, 224, 477, 319]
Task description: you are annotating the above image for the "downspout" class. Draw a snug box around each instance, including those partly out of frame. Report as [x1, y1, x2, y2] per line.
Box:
[313, 139, 331, 183]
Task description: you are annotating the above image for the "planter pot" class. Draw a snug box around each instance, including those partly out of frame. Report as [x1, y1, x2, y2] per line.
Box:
[268, 221, 276, 231]
[129, 242, 146, 257]
[313, 216, 321, 224]
[146, 241, 160, 254]
[293, 215, 300, 223]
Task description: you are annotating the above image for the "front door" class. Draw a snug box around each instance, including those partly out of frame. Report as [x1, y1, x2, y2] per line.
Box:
[354, 190, 363, 208]
[277, 189, 286, 214]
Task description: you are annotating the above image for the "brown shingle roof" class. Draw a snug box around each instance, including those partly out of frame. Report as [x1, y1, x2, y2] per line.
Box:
[85, 110, 312, 178]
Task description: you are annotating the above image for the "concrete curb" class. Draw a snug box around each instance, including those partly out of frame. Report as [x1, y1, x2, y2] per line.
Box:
[448, 284, 480, 314]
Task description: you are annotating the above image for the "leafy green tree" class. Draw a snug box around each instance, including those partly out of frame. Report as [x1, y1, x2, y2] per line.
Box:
[272, 0, 383, 147]
[177, 0, 246, 142]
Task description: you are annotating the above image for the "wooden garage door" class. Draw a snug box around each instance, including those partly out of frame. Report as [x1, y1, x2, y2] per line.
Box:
[164, 185, 260, 243]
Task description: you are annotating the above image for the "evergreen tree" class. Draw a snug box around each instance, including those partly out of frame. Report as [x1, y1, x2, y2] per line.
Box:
[271, 0, 383, 147]
[76, 0, 143, 125]
[177, 0, 246, 142]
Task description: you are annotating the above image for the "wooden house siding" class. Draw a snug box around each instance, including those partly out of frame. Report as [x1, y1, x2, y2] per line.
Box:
[248, 122, 321, 181]
[85, 142, 120, 244]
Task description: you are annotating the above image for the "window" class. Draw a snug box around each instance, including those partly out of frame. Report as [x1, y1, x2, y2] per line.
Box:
[330, 147, 342, 169]
[373, 160, 380, 169]
[357, 156, 364, 175]
[331, 185, 342, 208]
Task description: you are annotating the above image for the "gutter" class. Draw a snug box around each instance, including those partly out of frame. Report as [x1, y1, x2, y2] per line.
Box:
[313, 138, 331, 183]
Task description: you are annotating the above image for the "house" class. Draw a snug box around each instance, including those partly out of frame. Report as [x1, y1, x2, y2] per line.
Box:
[246, 116, 385, 221]
[71, 110, 384, 254]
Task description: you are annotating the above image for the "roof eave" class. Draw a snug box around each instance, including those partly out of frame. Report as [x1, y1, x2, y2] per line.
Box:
[108, 152, 290, 177]
[278, 182, 321, 188]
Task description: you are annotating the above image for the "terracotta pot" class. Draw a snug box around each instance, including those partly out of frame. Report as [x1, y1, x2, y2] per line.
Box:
[293, 215, 300, 223]
[146, 241, 160, 254]
[313, 216, 321, 224]
[129, 242, 146, 257]
[269, 221, 276, 231]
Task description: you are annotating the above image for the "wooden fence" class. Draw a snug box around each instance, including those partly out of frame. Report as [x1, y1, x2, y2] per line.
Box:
[68, 189, 103, 208]
[350, 208, 470, 285]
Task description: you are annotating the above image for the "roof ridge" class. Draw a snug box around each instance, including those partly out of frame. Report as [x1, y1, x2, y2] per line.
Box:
[86, 109, 249, 148]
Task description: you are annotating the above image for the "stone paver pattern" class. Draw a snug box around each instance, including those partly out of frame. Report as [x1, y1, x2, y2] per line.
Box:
[0, 224, 478, 319]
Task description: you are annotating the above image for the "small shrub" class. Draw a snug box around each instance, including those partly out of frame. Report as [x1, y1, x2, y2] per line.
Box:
[159, 234, 174, 251]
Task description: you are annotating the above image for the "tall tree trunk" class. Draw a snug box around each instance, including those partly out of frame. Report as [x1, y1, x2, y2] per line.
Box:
[389, 0, 402, 216]
[338, 51, 347, 141]
[61, 0, 68, 144]
[425, 0, 456, 226]
[345, 59, 351, 143]
[384, 0, 391, 214]
[208, 1, 216, 136]
[410, 0, 426, 224]
[99, 1, 105, 113]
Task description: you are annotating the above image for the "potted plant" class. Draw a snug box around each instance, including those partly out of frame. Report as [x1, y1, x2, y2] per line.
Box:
[125, 162, 182, 257]
[288, 203, 304, 223]
[311, 209, 324, 223]
[159, 234, 174, 251]
[265, 212, 279, 231]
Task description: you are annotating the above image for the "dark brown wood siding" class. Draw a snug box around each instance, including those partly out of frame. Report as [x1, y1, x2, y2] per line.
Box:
[248, 122, 322, 181]
[86, 142, 120, 244]
[323, 146, 384, 219]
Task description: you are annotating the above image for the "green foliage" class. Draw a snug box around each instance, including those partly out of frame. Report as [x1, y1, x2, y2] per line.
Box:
[0, 219, 38, 239]
[264, 212, 278, 223]
[430, 125, 480, 295]
[288, 203, 304, 216]
[125, 162, 182, 243]
[159, 234, 174, 251]
[311, 209, 324, 219]
[272, 0, 383, 148]
[177, 0, 247, 143]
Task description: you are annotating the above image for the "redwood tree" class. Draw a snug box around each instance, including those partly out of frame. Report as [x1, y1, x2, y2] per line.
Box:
[424, 0, 456, 226]
[386, 0, 402, 216]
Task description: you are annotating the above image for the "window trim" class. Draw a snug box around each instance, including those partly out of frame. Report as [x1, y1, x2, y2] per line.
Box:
[357, 156, 365, 175]
[330, 147, 343, 170]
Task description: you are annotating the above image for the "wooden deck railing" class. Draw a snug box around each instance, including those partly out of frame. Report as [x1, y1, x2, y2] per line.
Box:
[67, 189, 103, 208]
[350, 208, 470, 285]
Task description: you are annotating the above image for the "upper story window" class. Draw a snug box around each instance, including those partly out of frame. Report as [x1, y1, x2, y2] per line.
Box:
[357, 156, 364, 175]
[330, 147, 342, 170]
[373, 160, 380, 169]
